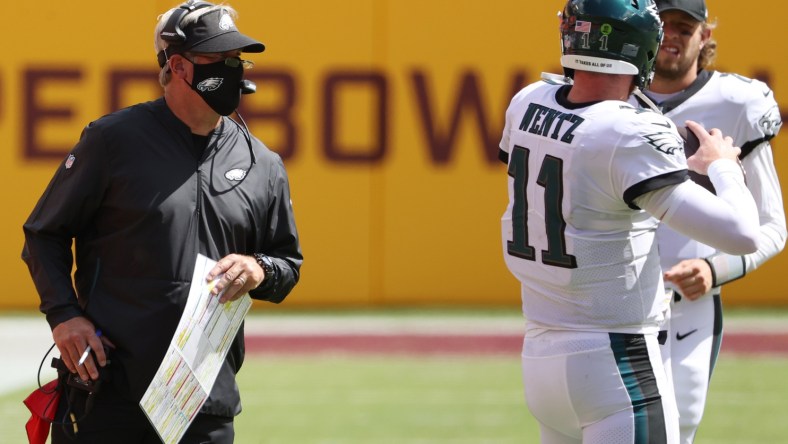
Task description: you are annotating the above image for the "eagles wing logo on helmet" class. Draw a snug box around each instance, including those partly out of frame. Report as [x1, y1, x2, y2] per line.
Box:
[644, 131, 684, 156]
[646, 3, 660, 22]
[196, 78, 224, 92]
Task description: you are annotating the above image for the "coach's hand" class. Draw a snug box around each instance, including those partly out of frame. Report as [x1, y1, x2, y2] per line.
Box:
[53, 317, 110, 381]
[206, 254, 265, 303]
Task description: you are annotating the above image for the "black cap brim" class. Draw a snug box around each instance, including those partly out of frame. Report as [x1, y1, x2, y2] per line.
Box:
[188, 31, 265, 53]
[180, 8, 265, 54]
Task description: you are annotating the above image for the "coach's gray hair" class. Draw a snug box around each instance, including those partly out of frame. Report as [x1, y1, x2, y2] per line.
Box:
[153, 4, 239, 87]
[698, 20, 718, 70]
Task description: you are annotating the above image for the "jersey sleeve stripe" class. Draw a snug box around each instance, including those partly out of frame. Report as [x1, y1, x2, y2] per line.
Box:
[740, 135, 775, 159]
[624, 170, 689, 210]
[499, 149, 509, 165]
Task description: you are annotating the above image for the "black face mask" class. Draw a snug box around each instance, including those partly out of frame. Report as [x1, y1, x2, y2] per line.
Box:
[186, 58, 244, 116]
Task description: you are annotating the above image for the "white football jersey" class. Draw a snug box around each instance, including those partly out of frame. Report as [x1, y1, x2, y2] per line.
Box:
[632, 70, 784, 273]
[500, 80, 688, 333]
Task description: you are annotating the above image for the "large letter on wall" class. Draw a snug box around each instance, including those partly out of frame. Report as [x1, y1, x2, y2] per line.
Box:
[412, 70, 511, 166]
[323, 71, 388, 163]
[24, 69, 82, 160]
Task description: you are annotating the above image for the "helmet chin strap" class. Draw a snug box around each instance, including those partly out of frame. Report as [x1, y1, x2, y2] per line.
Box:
[541, 72, 573, 85]
[632, 88, 662, 113]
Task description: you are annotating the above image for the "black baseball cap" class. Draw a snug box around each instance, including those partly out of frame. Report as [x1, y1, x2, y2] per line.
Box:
[655, 0, 708, 22]
[179, 8, 265, 54]
[158, 6, 264, 67]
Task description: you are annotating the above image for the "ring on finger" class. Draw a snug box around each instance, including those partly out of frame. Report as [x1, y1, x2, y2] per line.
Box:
[235, 276, 246, 286]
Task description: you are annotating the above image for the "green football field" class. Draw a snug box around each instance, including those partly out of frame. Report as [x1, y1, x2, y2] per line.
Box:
[2, 354, 786, 443]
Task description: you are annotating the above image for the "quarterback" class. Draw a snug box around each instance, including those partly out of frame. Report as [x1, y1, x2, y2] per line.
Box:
[500, 0, 760, 443]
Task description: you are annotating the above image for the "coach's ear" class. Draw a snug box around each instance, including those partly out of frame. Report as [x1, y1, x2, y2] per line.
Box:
[169, 54, 188, 80]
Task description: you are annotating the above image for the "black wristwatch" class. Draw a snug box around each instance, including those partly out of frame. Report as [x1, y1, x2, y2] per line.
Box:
[253, 253, 276, 287]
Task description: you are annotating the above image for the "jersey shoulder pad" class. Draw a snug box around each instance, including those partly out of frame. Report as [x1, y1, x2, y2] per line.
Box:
[622, 112, 684, 157]
[714, 72, 782, 139]
[714, 71, 773, 102]
[508, 81, 556, 108]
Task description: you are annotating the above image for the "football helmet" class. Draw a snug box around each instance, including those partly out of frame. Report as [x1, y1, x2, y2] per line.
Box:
[559, 0, 664, 88]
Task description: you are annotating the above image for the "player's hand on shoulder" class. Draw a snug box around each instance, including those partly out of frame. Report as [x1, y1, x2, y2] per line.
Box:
[684, 120, 741, 175]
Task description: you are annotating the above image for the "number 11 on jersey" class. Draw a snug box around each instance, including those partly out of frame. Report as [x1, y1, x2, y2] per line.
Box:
[507, 145, 577, 269]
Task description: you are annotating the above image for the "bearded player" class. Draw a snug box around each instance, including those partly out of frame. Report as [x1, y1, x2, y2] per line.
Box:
[631, 1, 786, 443]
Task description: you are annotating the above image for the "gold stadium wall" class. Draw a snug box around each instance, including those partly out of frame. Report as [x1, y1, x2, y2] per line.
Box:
[2, 1, 786, 309]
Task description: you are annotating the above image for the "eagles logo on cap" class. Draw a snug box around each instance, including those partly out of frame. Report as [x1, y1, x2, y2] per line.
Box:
[219, 13, 235, 30]
[157, 6, 266, 68]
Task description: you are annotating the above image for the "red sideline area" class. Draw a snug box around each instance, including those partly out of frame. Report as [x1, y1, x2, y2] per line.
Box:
[245, 332, 788, 356]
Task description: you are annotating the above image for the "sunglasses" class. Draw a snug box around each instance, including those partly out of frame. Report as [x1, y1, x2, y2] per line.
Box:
[184, 53, 254, 70]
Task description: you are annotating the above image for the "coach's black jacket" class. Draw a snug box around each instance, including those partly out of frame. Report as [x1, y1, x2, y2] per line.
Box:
[22, 97, 302, 417]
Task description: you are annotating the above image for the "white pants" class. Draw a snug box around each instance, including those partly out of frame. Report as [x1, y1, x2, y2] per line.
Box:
[661, 291, 722, 444]
[522, 330, 679, 444]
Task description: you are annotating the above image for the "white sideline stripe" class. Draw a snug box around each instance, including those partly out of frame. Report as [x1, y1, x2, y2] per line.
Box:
[243, 315, 527, 335]
[0, 314, 527, 396]
[3, 312, 786, 396]
[0, 317, 59, 396]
